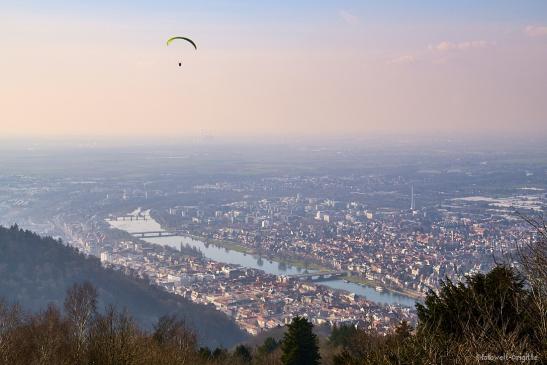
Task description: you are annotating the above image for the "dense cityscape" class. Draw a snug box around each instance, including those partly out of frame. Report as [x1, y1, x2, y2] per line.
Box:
[1, 144, 544, 336]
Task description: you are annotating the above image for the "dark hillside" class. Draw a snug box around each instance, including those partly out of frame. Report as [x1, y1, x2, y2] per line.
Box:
[0, 225, 247, 348]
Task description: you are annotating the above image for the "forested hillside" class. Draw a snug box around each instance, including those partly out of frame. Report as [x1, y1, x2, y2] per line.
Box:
[0, 225, 246, 348]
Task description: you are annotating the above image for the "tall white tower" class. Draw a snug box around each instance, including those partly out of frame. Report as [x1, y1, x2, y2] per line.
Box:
[410, 184, 415, 211]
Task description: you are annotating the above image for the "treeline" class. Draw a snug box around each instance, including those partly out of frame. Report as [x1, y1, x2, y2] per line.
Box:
[0, 225, 246, 348]
[1, 263, 544, 364]
[325, 266, 545, 364]
[0, 282, 199, 365]
[0, 281, 286, 365]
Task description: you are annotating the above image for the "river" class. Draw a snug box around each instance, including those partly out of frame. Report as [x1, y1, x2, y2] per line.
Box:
[108, 212, 417, 307]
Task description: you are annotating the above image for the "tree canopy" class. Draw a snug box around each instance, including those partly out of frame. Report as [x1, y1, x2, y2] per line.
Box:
[281, 316, 320, 365]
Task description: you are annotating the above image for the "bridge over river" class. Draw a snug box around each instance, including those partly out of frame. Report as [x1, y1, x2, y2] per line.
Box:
[289, 271, 347, 281]
[131, 230, 183, 238]
[106, 215, 148, 222]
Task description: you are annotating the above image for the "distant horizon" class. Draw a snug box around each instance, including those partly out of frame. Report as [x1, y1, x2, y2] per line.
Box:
[1, 132, 546, 152]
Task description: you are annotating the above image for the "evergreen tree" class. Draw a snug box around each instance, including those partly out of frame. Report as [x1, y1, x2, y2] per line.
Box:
[233, 344, 252, 363]
[415, 265, 542, 361]
[394, 320, 412, 339]
[258, 337, 279, 355]
[416, 266, 534, 340]
[281, 316, 320, 365]
[329, 324, 358, 348]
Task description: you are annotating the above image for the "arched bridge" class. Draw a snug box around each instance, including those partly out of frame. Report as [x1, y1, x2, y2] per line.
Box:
[289, 271, 347, 281]
[106, 215, 148, 221]
[130, 230, 184, 238]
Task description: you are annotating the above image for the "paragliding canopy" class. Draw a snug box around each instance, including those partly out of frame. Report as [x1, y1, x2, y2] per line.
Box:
[166, 36, 197, 50]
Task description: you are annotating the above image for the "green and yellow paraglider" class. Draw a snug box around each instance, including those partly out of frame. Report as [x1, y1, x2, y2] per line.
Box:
[166, 36, 197, 67]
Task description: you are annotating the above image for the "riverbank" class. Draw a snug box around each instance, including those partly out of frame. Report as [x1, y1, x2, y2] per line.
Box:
[184, 234, 327, 272]
[151, 212, 325, 272]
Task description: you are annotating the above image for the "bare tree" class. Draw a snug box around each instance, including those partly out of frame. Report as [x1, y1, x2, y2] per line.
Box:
[513, 214, 547, 347]
[88, 305, 143, 365]
[0, 300, 23, 364]
[152, 315, 198, 365]
[29, 304, 71, 365]
[64, 282, 98, 363]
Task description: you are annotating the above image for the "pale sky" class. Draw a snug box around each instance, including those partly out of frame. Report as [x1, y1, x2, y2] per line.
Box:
[1, 1, 547, 140]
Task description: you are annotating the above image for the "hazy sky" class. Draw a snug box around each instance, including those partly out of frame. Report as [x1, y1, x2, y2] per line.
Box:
[1, 1, 547, 140]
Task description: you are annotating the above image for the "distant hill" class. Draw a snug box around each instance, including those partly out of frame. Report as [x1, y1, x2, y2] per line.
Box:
[0, 225, 247, 348]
